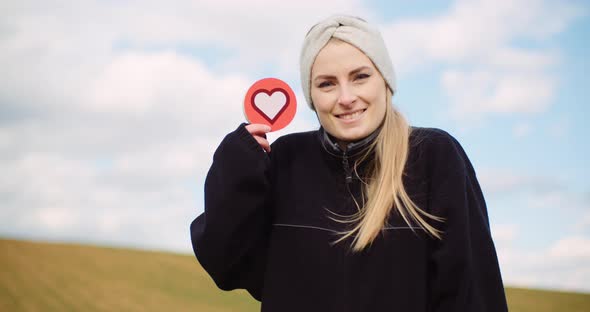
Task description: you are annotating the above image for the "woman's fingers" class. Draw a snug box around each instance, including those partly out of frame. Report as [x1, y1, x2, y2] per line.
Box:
[245, 124, 272, 153]
[246, 124, 271, 137]
[253, 135, 271, 153]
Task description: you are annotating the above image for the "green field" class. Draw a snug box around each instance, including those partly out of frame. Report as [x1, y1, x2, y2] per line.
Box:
[1, 238, 588, 311]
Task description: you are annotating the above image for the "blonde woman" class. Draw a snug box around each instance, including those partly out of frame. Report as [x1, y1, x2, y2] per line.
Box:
[191, 15, 508, 311]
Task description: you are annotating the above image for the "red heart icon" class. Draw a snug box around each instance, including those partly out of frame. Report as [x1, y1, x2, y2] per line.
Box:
[251, 88, 290, 124]
[244, 77, 297, 132]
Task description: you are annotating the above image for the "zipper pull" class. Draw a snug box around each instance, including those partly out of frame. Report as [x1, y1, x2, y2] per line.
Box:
[342, 152, 353, 184]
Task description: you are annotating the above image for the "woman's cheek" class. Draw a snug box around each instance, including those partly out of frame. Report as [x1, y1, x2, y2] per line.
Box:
[313, 97, 333, 115]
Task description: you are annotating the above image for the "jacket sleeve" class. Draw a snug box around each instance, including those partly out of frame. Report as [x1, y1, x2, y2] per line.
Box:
[190, 123, 273, 301]
[426, 131, 508, 312]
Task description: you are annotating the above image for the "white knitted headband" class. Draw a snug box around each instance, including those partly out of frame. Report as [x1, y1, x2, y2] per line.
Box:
[300, 15, 397, 110]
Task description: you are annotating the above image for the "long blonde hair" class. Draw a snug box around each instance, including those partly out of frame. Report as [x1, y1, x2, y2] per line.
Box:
[328, 91, 444, 252]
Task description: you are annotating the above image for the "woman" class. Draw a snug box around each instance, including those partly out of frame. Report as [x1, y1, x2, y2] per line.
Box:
[190, 15, 508, 311]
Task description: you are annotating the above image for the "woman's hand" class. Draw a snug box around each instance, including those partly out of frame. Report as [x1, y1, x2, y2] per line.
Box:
[245, 124, 272, 153]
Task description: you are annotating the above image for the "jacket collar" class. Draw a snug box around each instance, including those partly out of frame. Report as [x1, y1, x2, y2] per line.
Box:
[318, 126, 381, 157]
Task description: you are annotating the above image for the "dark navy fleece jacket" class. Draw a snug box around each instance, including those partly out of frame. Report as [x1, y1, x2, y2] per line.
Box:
[190, 123, 508, 312]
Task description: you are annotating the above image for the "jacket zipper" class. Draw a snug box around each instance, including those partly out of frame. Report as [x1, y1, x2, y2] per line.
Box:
[342, 150, 353, 184]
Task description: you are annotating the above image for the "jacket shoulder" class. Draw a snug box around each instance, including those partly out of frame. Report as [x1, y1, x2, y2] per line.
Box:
[410, 126, 457, 145]
[409, 126, 470, 172]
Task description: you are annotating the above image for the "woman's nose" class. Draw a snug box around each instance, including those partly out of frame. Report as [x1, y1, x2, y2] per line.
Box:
[337, 84, 357, 107]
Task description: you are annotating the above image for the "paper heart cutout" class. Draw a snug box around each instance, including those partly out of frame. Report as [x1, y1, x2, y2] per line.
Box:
[251, 88, 290, 124]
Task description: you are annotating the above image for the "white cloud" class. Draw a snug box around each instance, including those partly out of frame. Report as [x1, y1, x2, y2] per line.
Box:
[482, 170, 590, 291]
[37, 206, 78, 230]
[549, 236, 590, 261]
[479, 168, 589, 215]
[382, 0, 579, 71]
[491, 223, 518, 245]
[441, 70, 554, 118]
[103, 0, 369, 76]
[478, 168, 562, 196]
[496, 235, 590, 292]
[380, 0, 583, 120]
[525, 189, 589, 211]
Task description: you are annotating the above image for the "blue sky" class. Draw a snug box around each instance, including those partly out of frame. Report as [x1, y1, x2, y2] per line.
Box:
[0, 0, 588, 292]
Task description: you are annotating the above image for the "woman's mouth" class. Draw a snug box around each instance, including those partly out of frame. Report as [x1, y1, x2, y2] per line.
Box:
[336, 109, 366, 121]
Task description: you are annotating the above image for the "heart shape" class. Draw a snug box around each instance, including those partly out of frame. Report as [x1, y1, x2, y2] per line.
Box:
[251, 88, 290, 124]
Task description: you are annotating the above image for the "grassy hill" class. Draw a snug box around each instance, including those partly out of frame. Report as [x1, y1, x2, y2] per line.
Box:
[1, 238, 589, 311]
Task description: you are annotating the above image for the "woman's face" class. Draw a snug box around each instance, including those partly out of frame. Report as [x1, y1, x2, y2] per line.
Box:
[311, 39, 387, 144]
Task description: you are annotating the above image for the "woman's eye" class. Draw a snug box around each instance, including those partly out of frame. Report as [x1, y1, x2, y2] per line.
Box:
[318, 81, 333, 88]
[355, 73, 370, 80]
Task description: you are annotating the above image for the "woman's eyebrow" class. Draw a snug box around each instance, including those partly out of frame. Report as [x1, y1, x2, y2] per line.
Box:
[313, 66, 372, 82]
[313, 73, 337, 82]
[349, 66, 372, 76]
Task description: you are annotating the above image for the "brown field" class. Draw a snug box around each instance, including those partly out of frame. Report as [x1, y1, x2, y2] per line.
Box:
[1, 238, 588, 311]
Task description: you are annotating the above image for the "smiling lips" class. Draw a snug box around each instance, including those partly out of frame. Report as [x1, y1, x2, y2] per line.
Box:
[335, 108, 367, 121]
